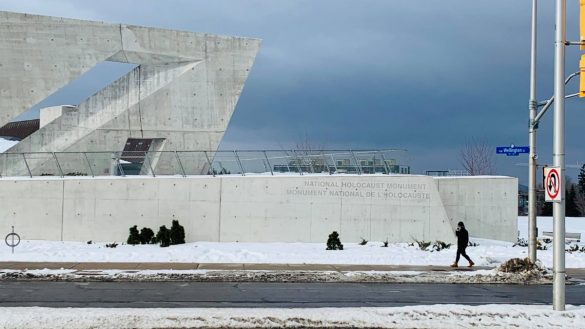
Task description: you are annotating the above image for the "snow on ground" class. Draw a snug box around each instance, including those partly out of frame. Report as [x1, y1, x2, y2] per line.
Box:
[0, 238, 515, 266]
[2, 217, 585, 268]
[1, 305, 584, 329]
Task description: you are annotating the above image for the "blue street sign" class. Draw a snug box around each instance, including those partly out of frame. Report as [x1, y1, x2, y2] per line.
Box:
[496, 145, 530, 156]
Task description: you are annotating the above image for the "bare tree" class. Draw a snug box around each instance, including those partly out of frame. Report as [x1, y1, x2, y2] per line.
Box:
[279, 132, 328, 173]
[459, 138, 496, 175]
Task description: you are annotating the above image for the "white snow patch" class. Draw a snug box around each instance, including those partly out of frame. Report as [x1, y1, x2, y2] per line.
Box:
[2, 217, 585, 268]
[1, 305, 584, 329]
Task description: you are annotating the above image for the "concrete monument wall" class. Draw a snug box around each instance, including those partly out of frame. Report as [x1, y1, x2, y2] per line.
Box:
[434, 176, 518, 242]
[0, 175, 517, 243]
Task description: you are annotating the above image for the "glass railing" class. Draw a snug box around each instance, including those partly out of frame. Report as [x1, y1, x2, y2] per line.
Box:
[0, 149, 409, 178]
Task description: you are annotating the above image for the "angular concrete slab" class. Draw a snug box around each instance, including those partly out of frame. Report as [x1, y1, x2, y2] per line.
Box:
[1, 11, 260, 175]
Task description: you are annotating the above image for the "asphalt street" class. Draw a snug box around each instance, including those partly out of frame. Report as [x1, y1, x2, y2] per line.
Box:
[1, 281, 585, 308]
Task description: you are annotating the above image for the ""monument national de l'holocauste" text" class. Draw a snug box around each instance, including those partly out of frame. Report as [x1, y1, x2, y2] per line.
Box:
[285, 180, 430, 201]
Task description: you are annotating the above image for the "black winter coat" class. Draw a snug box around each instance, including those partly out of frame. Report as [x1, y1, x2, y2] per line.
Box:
[456, 227, 469, 249]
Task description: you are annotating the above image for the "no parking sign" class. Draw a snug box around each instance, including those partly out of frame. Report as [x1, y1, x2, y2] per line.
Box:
[544, 166, 562, 202]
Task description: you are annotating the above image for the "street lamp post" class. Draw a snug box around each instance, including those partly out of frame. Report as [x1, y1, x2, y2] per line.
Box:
[528, 0, 538, 264]
[552, 0, 566, 311]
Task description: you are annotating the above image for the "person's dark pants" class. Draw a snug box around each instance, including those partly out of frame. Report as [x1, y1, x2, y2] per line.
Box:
[456, 247, 472, 264]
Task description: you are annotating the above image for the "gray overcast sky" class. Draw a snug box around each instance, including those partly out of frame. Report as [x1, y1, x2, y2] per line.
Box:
[1, 0, 584, 184]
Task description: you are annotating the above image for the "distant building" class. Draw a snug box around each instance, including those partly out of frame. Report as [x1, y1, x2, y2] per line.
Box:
[274, 156, 410, 174]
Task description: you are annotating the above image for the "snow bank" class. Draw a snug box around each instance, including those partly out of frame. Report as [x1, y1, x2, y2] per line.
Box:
[1, 305, 584, 329]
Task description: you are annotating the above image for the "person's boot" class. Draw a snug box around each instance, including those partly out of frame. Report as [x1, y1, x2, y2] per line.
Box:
[450, 263, 458, 268]
[468, 261, 475, 267]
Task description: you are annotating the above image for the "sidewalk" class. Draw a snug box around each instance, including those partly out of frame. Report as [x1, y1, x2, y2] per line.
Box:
[0, 262, 493, 272]
[3, 261, 578, 284]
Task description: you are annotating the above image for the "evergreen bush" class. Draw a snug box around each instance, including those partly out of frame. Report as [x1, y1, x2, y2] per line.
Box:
[326, 231, 343, 250]
[170, 220, 186, 245]
[432, 240, 451, 252]
[127, 225, 141, 245]
[414, 239, 431, 251]
[139, 227, 155, 244]
[156, 225, 171, 247]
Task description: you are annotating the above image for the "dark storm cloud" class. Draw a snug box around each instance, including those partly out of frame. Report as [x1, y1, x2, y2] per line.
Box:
[1, 0, 584, 181]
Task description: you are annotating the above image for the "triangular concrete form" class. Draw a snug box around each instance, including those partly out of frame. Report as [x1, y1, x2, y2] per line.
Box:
[1, 11, 260, 174]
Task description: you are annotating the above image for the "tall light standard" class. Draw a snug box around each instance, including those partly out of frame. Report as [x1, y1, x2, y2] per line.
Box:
[552, 0, 566, 311]
[527, 0, 538, 264]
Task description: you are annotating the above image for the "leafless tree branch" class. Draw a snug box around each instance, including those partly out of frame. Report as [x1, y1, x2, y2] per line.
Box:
[459, 138, 496, 175]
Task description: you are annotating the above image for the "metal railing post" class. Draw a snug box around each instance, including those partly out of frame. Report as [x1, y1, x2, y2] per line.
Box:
[350, 150, 362, 175]
[307, 153, 316, 173]
[263, 151, 274, 176]
[292, 150, 303, 175]
[320, 152, 330, 174]
[379, 152, 390, 174]
[234, 151, 245, 176]
[203, 151, 214, 176]
[285, 153, 292, 173]
[52, 152, 64, 177]
[115, 153, 125, 177]
[330, 154, 338, 174]
[22, 154, 32, 178]
[145, 152, 156, 177]
[83, 152, 94, 177]
[175, 151, 186, 177]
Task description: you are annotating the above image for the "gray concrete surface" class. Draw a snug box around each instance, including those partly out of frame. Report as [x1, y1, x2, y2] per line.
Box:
[1, 281, 584, 308]
[0, 261, 493, 272]
[0, 11, 260, 176]
[0, 175, 517, 243]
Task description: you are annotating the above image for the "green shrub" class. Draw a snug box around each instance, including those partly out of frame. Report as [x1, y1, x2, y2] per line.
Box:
[127, 225, 141, 245]
[513, 238, 528, 247]
[139, 227, 155, 245]
[414, 239, 431, 251]
[432, 240, 452, 252]
[170, 220, 186, 245]
[326, 231, 344, 250]
[156, 225, 171, 247]
[65, 172, 87, 176]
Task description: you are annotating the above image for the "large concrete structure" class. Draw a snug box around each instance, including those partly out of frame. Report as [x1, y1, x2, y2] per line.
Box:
[0, 11, 260, 174]
[0, 12, 518, 245]
[0, 175, 517, 243]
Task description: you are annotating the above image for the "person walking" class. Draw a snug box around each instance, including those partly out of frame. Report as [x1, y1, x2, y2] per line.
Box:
[450, 221, 474, 268]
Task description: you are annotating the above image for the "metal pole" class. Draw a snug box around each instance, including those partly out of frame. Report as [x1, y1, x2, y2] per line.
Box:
[528, 0, 538, 263]
[292, 150, 303, 175]
[115, 153, 125, 177]
[203, 151, 214, 176]
[553, 0, 566, 311]
[83, 152, 94, 177]
[330, 154, 338, 174]
[52, 152, 64, 177]
[174, 151, 186, 177]
[22, 154, 32, 178]
[145, 152, 156, 177]
[350, 151, 362, 175]
[263, 151, 274, 176]
[234, 151, 245, 176]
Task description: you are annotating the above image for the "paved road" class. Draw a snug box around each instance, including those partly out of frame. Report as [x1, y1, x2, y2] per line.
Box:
[1, 281, 585, 308]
